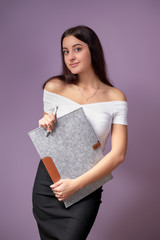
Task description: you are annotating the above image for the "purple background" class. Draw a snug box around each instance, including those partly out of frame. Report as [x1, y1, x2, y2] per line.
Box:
[0, 0, 160, 239]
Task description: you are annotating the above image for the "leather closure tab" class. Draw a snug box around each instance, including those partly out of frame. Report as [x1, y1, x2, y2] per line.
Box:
[92, 141, 101, 150]
[42, 156, 61, 183]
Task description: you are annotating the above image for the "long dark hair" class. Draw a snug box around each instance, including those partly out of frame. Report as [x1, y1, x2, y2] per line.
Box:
[43, 25, 113, 88]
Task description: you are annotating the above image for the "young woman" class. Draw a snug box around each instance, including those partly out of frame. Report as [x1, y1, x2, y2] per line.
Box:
[32, 25, 128, 240]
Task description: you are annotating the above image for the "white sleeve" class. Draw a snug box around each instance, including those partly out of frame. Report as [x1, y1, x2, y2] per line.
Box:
[112, 101, 128, 125]
[43, 90, 56, 113]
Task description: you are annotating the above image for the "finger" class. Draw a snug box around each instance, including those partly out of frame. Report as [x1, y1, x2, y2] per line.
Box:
[53, 189, 61, 194]
[47, 122, 54, 132]
[58, 195, 66, 201]
[51, 185, 61, 191]
[39, 119, 48, 129]
[56, 193, 63, 197]
[44, 117, 55, 131]
[49, 112, 56, 122]
[50, 180, 62, 189]
[39, 113, 55, 130]
[44, 116, 53, 125]
[56, 193, 64, 200]
[42, 119, 54, 132]
[57, 198, 63, 201]
[46, 113, 56, 124]
[54, 192, 64, 200]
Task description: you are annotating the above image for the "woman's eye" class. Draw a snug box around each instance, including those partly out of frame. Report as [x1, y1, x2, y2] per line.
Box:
[74, 48, 81, 52]
[63, 50, 69, 55]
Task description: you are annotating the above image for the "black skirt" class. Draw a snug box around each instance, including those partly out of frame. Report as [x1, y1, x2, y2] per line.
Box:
[32, 160, 103, 240]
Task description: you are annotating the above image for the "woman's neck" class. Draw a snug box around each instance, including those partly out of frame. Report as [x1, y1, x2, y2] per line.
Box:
[77, 70, 101, 89]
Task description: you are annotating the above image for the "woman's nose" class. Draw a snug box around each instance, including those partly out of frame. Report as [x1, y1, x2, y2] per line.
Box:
[68, 51, 76, 61]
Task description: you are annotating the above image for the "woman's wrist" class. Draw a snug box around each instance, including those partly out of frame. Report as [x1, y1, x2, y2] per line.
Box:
[74, 177, 83, 191]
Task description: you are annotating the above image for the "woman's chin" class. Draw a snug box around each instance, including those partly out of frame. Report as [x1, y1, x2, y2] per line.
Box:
[70, 69, 80, 75]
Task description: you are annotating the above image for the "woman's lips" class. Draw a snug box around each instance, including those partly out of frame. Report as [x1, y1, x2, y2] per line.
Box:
[70, 63, 79, 68]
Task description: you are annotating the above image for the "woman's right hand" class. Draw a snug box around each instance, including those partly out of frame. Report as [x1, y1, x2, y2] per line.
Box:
[39, 112, 56, 132]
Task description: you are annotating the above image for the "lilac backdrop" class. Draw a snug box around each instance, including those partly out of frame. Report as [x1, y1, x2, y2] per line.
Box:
[0, 0, 160, 239]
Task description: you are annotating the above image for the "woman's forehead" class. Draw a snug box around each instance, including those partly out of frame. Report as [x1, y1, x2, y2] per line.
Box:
[62, 35, 87, 48]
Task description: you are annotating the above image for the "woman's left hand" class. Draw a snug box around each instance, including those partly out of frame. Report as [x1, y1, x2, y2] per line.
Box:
[50, 179, 79, 201]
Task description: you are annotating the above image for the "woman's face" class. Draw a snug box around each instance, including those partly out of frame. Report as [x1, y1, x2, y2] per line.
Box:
[62, 35, 92, 75]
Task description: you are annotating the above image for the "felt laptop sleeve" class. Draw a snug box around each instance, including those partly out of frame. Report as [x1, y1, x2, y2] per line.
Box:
[28, 108, 113, 207]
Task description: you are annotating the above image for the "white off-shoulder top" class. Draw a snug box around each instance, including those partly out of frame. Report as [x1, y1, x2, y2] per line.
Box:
[43, 89, 128, 151]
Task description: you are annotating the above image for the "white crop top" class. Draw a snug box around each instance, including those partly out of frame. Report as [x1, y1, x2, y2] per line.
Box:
[43, 89, 128, 151]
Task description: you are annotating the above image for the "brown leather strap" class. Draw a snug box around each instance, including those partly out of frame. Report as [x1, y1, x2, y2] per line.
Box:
[92, 141, 101, 150]
[42, 156, 61, 183]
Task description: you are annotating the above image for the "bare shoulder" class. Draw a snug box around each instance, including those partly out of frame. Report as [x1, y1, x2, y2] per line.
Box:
[106, 86, 127, 101]
[44, 78, 66, 94]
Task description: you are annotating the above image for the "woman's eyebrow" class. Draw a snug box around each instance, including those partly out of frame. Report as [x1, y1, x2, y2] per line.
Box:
[72, 43, 83, 47]
[62, 43, 83, 49]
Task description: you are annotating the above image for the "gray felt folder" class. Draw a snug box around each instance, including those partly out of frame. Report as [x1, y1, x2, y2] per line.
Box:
[28, 108, 113, 208]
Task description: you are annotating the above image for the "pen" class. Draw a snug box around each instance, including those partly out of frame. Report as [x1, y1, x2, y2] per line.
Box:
[46, 105, 58, 137]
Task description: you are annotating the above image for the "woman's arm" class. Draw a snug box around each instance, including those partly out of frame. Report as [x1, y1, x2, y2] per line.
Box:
[76, 124, 128, 188]
[39, 78, 64, 131]
[51, 123, 128, 201]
